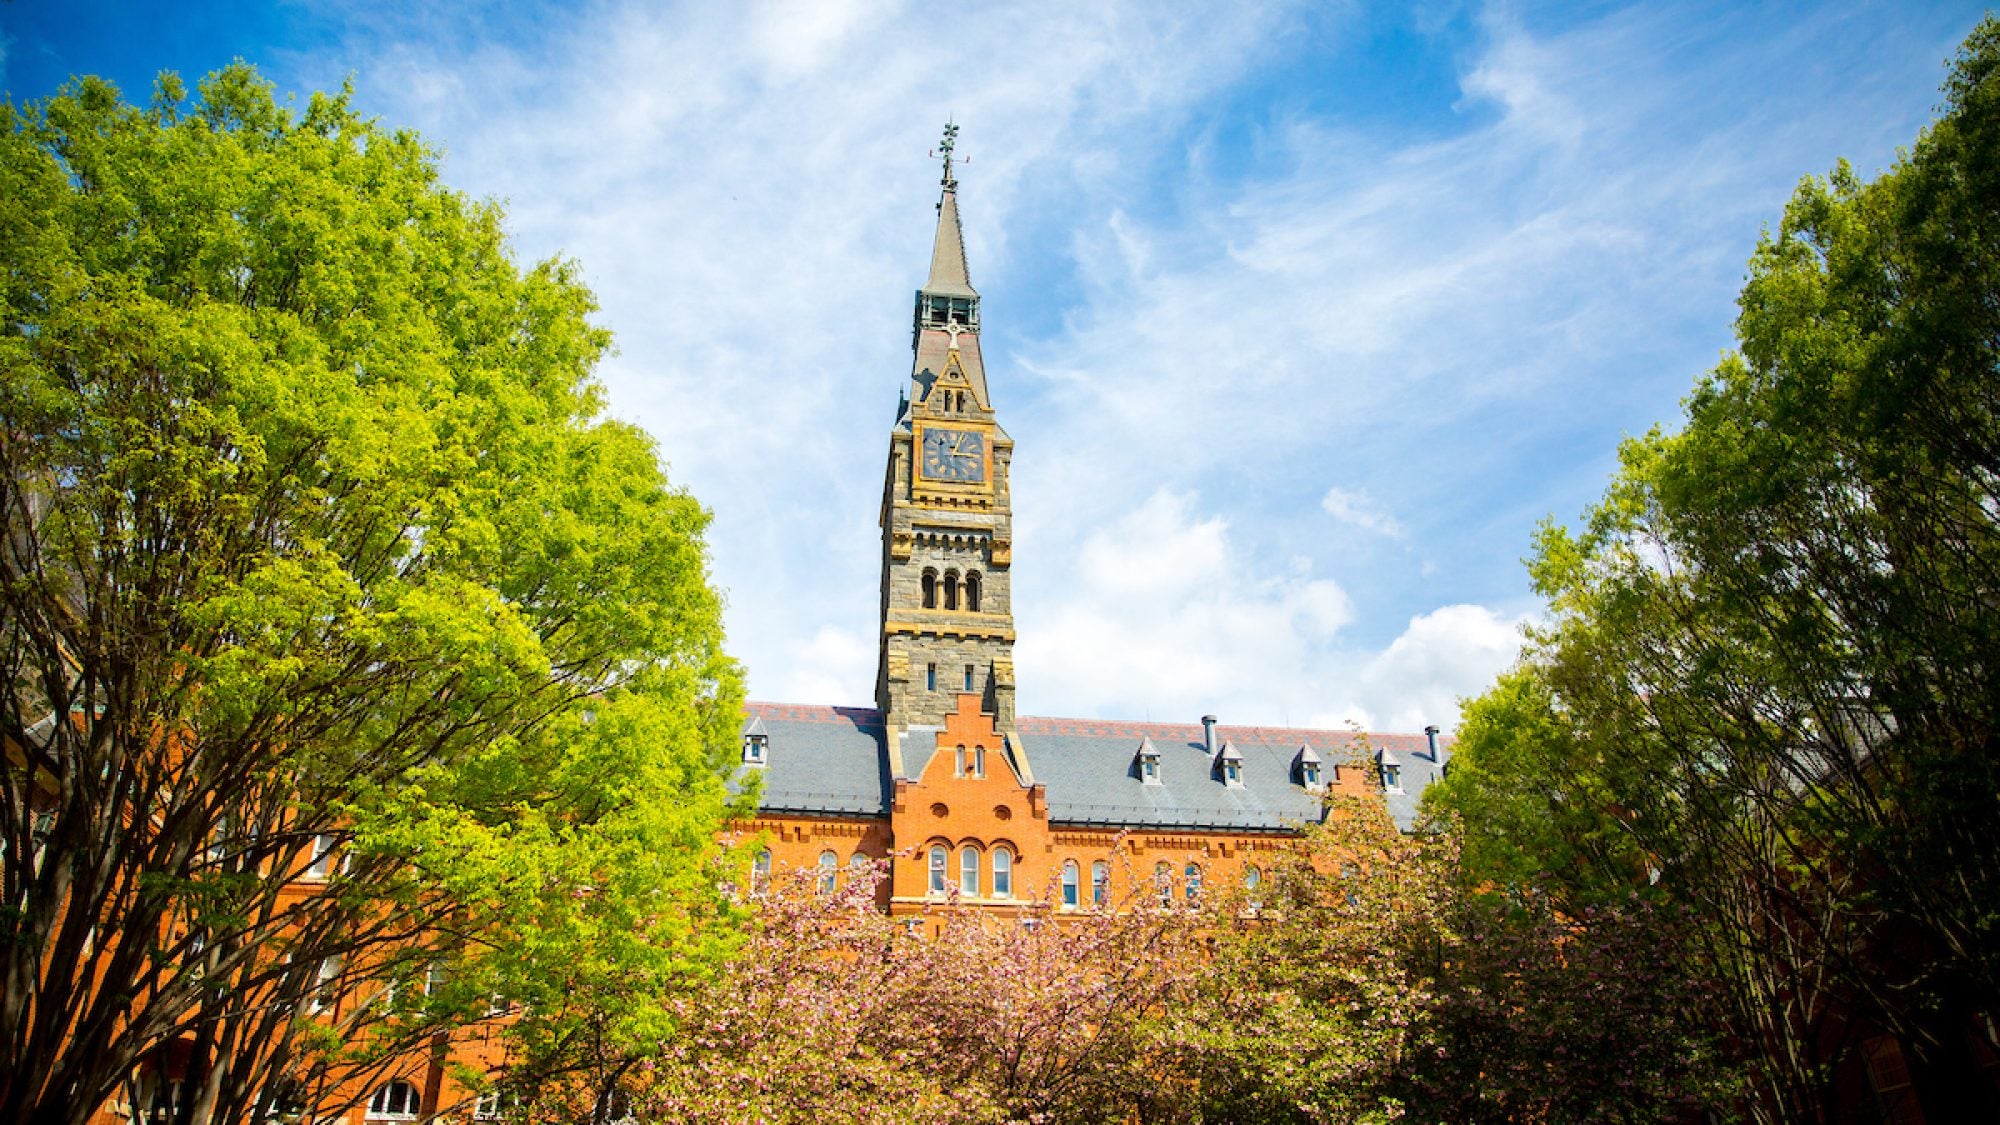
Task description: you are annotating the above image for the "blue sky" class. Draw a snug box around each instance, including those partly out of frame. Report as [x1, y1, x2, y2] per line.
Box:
[4, 1, 1988, 731]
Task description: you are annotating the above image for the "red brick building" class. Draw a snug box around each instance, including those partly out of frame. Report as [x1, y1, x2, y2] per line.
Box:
[733, 126, 1449, 927]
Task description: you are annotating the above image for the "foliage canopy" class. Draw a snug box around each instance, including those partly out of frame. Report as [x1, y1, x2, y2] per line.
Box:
[1429, 17, 2000, 1121]
[0, 66, 744, 1124]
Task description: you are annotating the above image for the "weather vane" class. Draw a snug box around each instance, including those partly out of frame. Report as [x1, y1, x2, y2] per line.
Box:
[929, 120, 965, 191]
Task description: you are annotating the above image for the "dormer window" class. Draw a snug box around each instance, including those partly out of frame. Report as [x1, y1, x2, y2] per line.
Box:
[1378, 749, 1403, 792]
[1294, 744, 1324, 790]
[1133, 736, 1162, 785]
[1215, 740, 1244, 787]
[741, 716, 769, 767]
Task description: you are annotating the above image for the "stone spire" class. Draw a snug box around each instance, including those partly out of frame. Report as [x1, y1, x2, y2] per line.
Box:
[878, 121, 1018, 768]
[910, 122, 988, 406]
[923, 122, 977, 299]
[924, 189, 977, 298]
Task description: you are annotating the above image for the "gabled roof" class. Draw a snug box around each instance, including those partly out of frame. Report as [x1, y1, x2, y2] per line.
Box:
[734, 704, 1453, 831]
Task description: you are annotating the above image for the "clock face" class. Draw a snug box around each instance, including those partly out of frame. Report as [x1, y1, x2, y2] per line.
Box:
[921, 428, 986, 482]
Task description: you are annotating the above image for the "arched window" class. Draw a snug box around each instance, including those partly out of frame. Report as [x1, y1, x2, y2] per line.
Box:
[1091, 860, 1110, 907]
[1244, 865, 1263, 910]
[992, 847, 1013, 898]
[973, 744, 986, 777]
[1154, 861, 1174, 906]
[1061, 860, 1080, 907]
[964, 571, 981, 612]
[956, 744, 968, 776]
[366, 1080, 421, 1121]
[921, 570, 938, 609]
[929, 845, 948, 895]
[1185, 863, 1204, 905]
[818, 850, 838, 895]
[960, 846, 980, 896]
[943, 570, 960, 611]
[751, 849, 772, 895]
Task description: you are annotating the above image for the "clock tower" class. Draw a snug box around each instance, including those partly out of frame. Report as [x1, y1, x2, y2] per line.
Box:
[876, 124, 1021, 768]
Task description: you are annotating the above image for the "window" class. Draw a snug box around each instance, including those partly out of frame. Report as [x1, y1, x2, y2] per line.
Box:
[1155, 861, 1174, 906]
[818, 850, 838, 895]
[304, 835, 336, 881]
[424, 962, 446, 996]
[926, 663, 937, 692]
[751, 849, 772, 895]
[921, 569, 937, 609]
[943, 570, 959, 610]
[742, 733, 767, 766]
[965, 572, 981, 612]
[1135, 736, 1162, 784]
[1301, 761, 1320, 786]
[1185, 864, 1203, 906]
[366, 1080, 421, 1121]
[960, 846, 980, 896]
[1382, 764, 1402, 791]
[1216, 740, 1244, 787]
[929, 845, 948, 895]
[1060, 860, 1080, 907]
[1092, 860, 1110, 907]
[473, 1091, 504, 1120]
[955, 744, 968, 776]
[1244, 865, 1263, 911]
[974, 745, 985, 777]
[137, 1076, 190, 1122]
[963, 664, 975, 692]
[992, 847, 1013, 898]
[309, 955, 342, 1014]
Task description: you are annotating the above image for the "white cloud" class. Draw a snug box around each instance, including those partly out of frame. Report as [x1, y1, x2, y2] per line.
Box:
[283, 0, 1976, 735]
[776, 625, 876, 706]
[1016, 489, 1356, 722]
[1014, 491, 1522, 734]
[1320, 486, 1406, 540]
[1355, 605, 1529, 732]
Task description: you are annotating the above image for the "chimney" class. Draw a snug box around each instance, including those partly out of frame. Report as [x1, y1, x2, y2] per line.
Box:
[1424, 724, 1440, 761]
[1202, 715, 1218, 756]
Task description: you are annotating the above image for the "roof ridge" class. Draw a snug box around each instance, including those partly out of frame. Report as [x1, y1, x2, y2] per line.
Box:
[742, 701, 1449, 742]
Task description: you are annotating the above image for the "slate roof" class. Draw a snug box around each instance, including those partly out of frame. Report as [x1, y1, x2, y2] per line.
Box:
[923, 189, 977, 298]
[738, 704, 891, 818]
[738, 704, 1452, 832]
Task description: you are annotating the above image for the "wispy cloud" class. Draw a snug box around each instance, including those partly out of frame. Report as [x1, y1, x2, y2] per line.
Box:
[1321, 486, 1407, 540]
[228, 0, 1989, 731]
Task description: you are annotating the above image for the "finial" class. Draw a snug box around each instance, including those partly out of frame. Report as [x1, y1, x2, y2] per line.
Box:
[931, 120, 960, 192]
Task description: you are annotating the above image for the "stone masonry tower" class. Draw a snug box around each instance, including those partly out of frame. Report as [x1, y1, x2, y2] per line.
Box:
[876, 124, 1019, 759]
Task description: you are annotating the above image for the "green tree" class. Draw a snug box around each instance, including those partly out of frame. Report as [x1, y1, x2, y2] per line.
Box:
[1440, 17, 2000, 1121]
[0, 67, 744, 1125]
